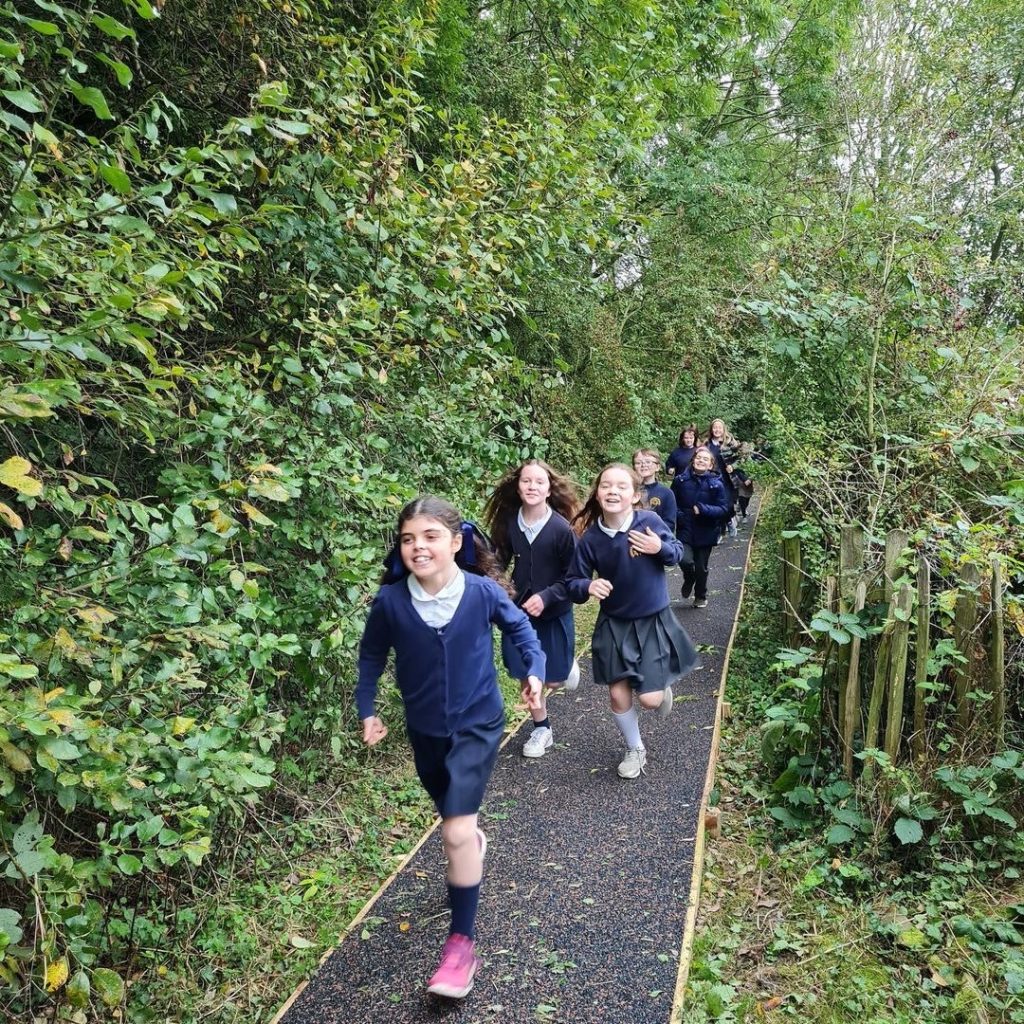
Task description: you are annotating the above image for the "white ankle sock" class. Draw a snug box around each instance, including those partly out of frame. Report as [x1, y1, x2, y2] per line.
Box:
[613, 707, 642, 749]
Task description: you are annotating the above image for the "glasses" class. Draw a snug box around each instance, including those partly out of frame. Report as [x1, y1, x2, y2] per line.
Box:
[634, 460, 658, 468]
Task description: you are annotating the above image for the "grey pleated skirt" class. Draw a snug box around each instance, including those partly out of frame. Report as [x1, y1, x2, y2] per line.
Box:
[590, 607, 698, 694]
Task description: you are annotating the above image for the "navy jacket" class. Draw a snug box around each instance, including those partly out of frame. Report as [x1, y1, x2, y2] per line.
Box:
[499, 511, 576, 620]
[666, 445, 696, 477]
[641, 481, 677, 531]
[672, 469, 731, 547]
[567, 509, 683, 618]
[356, 573, 545, 736]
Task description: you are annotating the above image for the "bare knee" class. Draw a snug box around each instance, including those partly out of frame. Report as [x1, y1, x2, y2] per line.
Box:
[637, 690, 661, 710]
[441, 816, 476, 855]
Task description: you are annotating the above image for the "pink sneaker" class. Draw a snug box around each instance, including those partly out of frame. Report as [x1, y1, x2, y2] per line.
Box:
[426, 934, 480, 999]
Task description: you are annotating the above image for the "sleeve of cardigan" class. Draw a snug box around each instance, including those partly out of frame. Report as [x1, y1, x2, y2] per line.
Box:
[490, 584, 546, 679]
[566, 533, 598, 603]
[535, 525, 576, 608]
[355, 591, 392, 720]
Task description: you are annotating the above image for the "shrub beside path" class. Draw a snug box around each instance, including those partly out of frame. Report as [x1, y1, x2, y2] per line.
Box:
[274, 503, 758, 1024]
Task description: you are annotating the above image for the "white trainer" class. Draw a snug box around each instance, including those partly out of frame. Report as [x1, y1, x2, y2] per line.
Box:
[563, 660, 580, 692]
[617, 746, 647, 779]
[657, 684, 674, 719]
[522, 726, 554, 758]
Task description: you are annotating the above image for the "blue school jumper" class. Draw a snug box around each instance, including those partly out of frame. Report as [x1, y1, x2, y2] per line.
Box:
[499, 512, 576, 681]
[356, 573, 545, 735]
[641, 480, 677, 531]
[566, 510, 683, 617]
[671, 469, 731, 547]
[666, 445, 696, 476]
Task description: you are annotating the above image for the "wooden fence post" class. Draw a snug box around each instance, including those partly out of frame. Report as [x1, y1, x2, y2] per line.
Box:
[883, 529, 910, 603]
[953, 563, 981, 731]
[884, 582, 913, 760]
[991, 556, 1005, 749]
[837, 525, 865, 748]
[863, 628, 893, 783]
[912, 553, 931, 761]
[842, 580, 868, 779]
[782, 535, 803, 645]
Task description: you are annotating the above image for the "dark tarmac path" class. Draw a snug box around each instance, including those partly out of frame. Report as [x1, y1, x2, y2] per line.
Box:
[274, 505, 757, 1024]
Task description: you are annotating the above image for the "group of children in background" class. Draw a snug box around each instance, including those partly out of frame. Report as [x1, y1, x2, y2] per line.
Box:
[354, 420, 754, 1000]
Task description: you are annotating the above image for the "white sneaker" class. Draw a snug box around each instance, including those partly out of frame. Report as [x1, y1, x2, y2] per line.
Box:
[523, 726, 553, 758]
[617, 746, 647, 779]
[563, 660, 580, 692]
[657, 685, 673, 719]
[476, 828, 487, 863]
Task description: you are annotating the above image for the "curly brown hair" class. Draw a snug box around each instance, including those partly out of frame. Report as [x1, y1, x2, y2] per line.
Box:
[483, 459, 580, 565]
[381, 495, 511, 593]
[571, 463, 642, 535]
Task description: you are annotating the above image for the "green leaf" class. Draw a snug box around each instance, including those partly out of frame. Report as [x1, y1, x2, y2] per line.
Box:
[99, 162, 132, 196]
[92, 968, 124, 1007]
[0, 908, 23, 947]
[983, 806, 1017, 828]
[95, 53, 134, 87]
[2, 88, 44, 113]
[92, 12, 136, 39]
[117, 853, 143, 875]
[24, 18, 60, 35]
[40, 737, 81, 761]
[894, 817, 923, 844]
[826, 823, 855, 845]
[68, 81, 113, 120]
[66, 970, 90, 1009]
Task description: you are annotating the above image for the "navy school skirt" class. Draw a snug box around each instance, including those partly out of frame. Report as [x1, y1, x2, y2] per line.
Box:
[501, 609, 575, 683]
[406, 711, 505, 818]
[591, 607, 698, 694]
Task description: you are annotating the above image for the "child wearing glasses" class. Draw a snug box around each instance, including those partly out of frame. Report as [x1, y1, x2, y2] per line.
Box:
[632, 449, 677, 531]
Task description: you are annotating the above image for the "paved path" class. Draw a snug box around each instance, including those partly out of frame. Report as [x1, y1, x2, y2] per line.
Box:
[275, 510, 756, 1024]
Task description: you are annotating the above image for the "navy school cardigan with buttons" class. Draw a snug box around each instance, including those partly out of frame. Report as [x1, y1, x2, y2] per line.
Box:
[566, 509, 684, 619]
[641, 480, 677, 531]
[356, 572, 546, 737]
[499, 511, 576, 621]
[671, 468, 731, 547]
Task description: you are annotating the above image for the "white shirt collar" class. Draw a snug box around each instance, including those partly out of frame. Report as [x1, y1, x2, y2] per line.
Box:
[597, 510, 634, 538]
[407, 567, 466, 628]
[517, 504, 552, 543]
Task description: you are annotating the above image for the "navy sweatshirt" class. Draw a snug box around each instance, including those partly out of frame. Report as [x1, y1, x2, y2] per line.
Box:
[566, 509, 683, 618]
[356, 573, 545, 736]
[666, 445, 696, 477]
[672, 468, 731, 547]
[498, 511, 576, 620]
[640, 480, 677, 531]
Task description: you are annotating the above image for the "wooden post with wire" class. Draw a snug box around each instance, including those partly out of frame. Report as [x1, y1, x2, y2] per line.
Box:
[842, 580, 867, 779]
[884, 582, 913, 760]
[912, 552, 931, 760]
[953, 563, 981, 731]
[990, 555, 1005, 749]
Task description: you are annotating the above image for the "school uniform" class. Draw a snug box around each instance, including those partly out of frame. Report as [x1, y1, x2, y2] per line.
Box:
[672, 469, 731, 601]
[357, 571, 545, 816]
[666, 445, 696, 477]
[566, 510, 697, 693]
[640, 480, 677, 531]
[498, 508, 577, 682]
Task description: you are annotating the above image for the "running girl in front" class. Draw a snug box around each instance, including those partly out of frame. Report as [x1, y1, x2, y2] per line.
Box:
[568, 464, 698, 779]
[356, 496, 545, 999]
[484, 460, 580, 759]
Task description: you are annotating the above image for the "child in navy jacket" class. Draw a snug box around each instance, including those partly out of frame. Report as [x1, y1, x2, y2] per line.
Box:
[672, 447, 731, 607]
[484, 459, 579, 758]
[666, 424, 698, 478]
[633, 448, 677, 530]
[357, 496, 545, 1000]
[567, 464, 698, 779]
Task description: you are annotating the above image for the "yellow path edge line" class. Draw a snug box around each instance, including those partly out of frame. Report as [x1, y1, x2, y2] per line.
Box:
[268, 644, 587, 1024]
[669, 508, 759, 1024]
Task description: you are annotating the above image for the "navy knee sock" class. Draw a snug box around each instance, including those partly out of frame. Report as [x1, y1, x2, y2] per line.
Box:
[447, 883, 481, 939]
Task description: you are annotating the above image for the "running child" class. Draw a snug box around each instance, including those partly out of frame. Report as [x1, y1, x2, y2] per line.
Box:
[671, 446, 731, 608]
[484, 459, 580, 759]
[633, 448, 677, 531]
[706, 418, 743, 540]
[356, 496, 545, 999]
[567, 464, 698, 779]
[666, 424, 699, 478]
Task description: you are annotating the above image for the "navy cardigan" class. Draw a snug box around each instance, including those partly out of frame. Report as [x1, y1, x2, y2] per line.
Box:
[499, 511, 576, 620]
[566, 509, 683, 619]
[641, 481, 677, 531]
[356, 573, 545, 736]
[666, 445, 696, 477]
[672, 469, 731, 547]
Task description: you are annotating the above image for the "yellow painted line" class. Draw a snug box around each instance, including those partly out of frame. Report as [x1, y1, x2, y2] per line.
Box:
[268, 641, 589, 1024]
[670, 507, 760, 1023]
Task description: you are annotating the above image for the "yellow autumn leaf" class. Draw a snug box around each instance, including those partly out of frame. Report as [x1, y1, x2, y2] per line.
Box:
[53, 627, 77, 654]
[126, 777, 146, 790]
[0, 741, 32, 773]
[249, 462, 282, 476]
[76, 606, 116, 627]
[398, 921, 411, 932]
[209, 508, 234, 534]
[0, 501, 24, 530]
[0, 455, 42, 497]
[171, 715, 195, 737]
[47, 709, 75, 728]
[42, 687, 65, 704]
[45, 956, 69, 993]
[239, 501, 274, 527]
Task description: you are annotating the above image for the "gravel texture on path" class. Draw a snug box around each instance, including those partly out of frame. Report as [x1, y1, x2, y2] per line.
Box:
[279, 510, 757, 1024]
